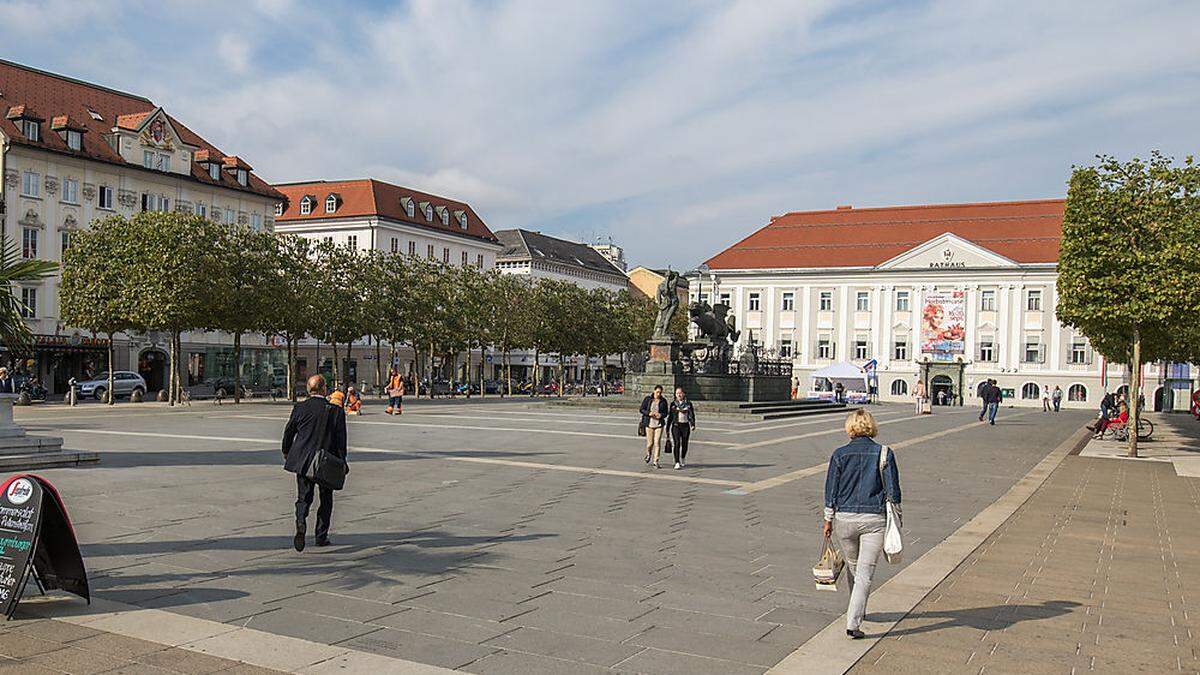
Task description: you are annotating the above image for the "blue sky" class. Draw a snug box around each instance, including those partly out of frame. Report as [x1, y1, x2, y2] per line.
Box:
[2, 0, 1198, 269]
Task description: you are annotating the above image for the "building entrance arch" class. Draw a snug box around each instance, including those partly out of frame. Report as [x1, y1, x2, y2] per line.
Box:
[138, 348, 168, 393]
[930, 374, 954, 406]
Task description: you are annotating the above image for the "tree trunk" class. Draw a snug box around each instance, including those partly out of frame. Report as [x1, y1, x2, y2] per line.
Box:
[465, 347, 473, 398]
[375, 337, 383, 397]
[332, 341, 341, 388]
[533, 347, 540, 396]
[602, 353, 608, 396]
[429, 340, 436, 399]
[286, 336, 296, 401]
[107, 334, 116, 406]
[1129, 328, 1142, 458]
[582, 354, 589, 397]
[167, 331, 176, 406]
[233, 331, 243, 404]
[503, 346, 511, 397]
[558, 356, 564, 398]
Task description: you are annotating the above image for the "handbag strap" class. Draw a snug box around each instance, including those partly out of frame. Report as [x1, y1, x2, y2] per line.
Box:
[878, 444, 892, 505]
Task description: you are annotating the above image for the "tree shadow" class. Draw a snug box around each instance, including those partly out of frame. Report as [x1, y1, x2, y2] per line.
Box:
[872, 600, 1081, 637]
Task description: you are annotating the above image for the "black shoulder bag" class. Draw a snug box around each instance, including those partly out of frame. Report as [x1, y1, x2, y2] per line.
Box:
[304, 403, 348, 490]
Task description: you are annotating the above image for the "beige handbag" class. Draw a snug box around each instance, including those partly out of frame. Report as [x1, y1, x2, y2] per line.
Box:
[813, 533, 845, 591]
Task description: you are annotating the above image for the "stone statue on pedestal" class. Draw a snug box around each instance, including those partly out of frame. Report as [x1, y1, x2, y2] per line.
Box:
[653, 270, 680, 339]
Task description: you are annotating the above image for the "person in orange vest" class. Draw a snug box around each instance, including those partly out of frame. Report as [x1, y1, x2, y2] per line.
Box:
[345, 386, 363, 415]
[386, 368, 405, 416]
[328, 385, 346, 409]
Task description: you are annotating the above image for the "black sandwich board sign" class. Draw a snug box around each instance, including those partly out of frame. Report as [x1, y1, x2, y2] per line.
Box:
[0, 474, 89, 618]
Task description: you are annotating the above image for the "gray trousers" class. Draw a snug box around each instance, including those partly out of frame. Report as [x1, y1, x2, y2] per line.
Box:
[834, 514, 887, 630]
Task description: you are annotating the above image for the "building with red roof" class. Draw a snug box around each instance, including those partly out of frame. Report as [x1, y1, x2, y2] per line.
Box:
[0, 58, 285, 396]
[692, 199, 1139, 409]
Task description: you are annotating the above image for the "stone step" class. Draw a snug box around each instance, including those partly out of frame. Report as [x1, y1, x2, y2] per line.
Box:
[0, 449, 98, 470]
[761, 405, 859, 420]
[0, 435, 64, 455]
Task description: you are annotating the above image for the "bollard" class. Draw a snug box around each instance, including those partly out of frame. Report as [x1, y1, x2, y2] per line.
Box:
[157, 389, 167, 402]
[130, 389, 144, 403]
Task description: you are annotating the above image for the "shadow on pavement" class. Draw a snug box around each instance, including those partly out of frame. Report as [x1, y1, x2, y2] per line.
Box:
[875, 600, 1081, 636]
[60, 448, 563, 468]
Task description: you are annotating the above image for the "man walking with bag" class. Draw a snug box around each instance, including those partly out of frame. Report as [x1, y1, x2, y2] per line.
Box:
[283, 374, 348, 551]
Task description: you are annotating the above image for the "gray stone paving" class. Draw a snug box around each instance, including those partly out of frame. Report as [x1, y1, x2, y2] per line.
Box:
[15, 399, 1087, 673]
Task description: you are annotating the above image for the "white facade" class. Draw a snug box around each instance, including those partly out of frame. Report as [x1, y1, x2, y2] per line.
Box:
[273, 214, 501, 269]
[692, 233, 1161, 409]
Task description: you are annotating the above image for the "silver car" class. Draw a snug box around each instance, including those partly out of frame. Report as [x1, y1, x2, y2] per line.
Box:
[76, 371, 147, 401]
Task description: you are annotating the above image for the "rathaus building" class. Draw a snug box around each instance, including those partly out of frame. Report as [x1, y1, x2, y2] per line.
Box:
[691, 199, 1191, 410]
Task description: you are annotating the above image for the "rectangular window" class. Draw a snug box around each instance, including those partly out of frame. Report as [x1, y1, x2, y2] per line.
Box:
[1070, 340, 1090, 364]
[980, 289, 996, 312]
[856, 291, 870, 312]
[1026, 289, 1042, 312]
[61, 178, 78, 204]
[22, 228, 37, 259]
[443, 247, 450, 263]
[98, 185, 114, 209]
[895, 291, 910, 312]
[748, 292, 761, 311]
[477, 254, 484, 269]
[409, 241, 417, 256]
[143, 150, 154, 169]
[893, 340, 908, 360]
[1023, 342, 1044, 363]
[155, 153, 170, 172]
[427, 244, 435, 259]
[196, 203, 207, 219]
[461, 250, 468, 266]
[347, 235, 357, 249]
[779, 339, 793, 358]
[65, 130, 81, 150]
[391, 238, 399, 253]
[251, 213, 262, 230]
[275, 203, 283, 217]
[209, 163, 220, 181]
[817, 336, 833, 360]
[224, 208, 234, 224]
[61, 230, 71, 254]
[22, 120, 39, 142]
[719, 292, 731, 306]
[818, 291, 832, 311]
[21, 171, 39, 197]
[978, 340, 996, 362]
[781, 292, 795, 311]
[236, 169, 248, 186]
[299, 199, 312, 215]
[854, 339, 869, 360]
[19, 288, 35, 319]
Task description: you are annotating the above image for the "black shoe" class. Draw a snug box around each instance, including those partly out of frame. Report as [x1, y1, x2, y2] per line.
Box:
[293, 520, 306, 552]
[846, 629, 865, 639]
[990, 420, 995, 426]
[644, 454, 651, 464]
[315, 537, 331, 547]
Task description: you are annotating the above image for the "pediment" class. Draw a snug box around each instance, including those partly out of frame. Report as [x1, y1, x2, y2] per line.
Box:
[877, 233, 1018, 270]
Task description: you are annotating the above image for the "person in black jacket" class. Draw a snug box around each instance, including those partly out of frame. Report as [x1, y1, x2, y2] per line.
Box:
[668, 387, 697, 470]
[0, 368, 13, 394]
[639, 385, 669, 468]
[283, 374, 348, 551]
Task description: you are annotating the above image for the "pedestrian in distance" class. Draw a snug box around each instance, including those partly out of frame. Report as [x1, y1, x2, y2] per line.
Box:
[386, 368, 405, 415]
[978, 380, 992, 421]
[282, 374, 348, 551]
[639, 385, 668, 469]
[668, 387, 697, 470]
[1042, 384, 1052, 412]
[985, 378, 1001, 425]
[822, 409, 901, 640]
[1052, 385, 1063, 412]
[345, 386, 363, 415]
[913, 378, 926, 415]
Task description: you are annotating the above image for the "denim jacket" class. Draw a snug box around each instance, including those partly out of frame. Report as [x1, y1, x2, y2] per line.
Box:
[823, 436, 901, 516]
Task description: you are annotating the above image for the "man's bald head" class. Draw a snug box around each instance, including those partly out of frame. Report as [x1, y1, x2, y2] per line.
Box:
[307, 374, 327, 395]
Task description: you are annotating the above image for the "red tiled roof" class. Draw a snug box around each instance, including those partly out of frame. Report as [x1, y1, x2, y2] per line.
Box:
[704, 199, 1065, 270]
[50, 114, 87, 132]
[6, 104, 41, 121]
[0, 58, 282, 201]
[274, 178, 499, 244]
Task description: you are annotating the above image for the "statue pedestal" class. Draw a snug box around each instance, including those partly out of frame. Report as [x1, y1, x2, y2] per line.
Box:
[0, 395, 97, 469]
[630, 339, 685, 397]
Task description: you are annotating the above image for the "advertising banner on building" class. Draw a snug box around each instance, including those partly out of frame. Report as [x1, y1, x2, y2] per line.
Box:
[920, 290, 966, 360]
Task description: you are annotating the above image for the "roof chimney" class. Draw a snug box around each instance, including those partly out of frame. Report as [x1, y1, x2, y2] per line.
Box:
[836, 204, 853, 210]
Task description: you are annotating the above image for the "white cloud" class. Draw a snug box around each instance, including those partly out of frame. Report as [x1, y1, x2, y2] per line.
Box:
[1, 0, 1198, 268]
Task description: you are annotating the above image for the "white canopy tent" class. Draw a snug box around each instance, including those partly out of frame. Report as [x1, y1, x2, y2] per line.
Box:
[810, 362, 869, 392]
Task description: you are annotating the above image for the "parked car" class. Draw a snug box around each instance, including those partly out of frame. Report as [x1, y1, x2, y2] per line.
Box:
[76, 371, 147, 401]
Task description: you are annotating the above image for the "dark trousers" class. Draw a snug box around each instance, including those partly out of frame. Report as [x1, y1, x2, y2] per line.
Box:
[671, 423, 691, 462]
[295, 474, 334, 540]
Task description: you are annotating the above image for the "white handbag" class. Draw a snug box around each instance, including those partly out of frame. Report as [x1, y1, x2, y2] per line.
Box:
[879, 444, 903, 563]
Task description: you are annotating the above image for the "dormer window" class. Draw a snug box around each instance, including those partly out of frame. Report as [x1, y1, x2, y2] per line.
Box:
[300, 196, 314, 215]
[455, 210, 468, 230]
[325, 194, 338, 213]
[65, 130, 81, 150]
[22, 119, 39, 142]
[401, 197, 415, 218]
[420, 202, 433, 221]
[237, 169, 248, 186]
[275, 203, 284, 217]
[435, 206, 449, 226]
[209, 164, 220, 180]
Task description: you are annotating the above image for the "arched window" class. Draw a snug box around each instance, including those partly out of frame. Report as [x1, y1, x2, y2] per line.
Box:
[890, 379, 908, 396]
[1021, 382, 1040, 400]
[1068, 384, 1087, 402]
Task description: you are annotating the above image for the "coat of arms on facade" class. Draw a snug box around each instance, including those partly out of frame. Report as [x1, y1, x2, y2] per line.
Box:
[139, 116, 176, 151]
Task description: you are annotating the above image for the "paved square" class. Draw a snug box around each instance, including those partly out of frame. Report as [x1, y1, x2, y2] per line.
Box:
[15, 399, 1088, 673]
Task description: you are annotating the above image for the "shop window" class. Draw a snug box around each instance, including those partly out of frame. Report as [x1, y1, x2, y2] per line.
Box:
[1068, 384, 1087, 402]
[1021, 382, 1040, 400]
[891, 379, 908, 396]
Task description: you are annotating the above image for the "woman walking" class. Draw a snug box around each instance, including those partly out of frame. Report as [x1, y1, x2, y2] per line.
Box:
[668, 387, 697, 470]
[822, 409, 902, 639]
[639, 385, 668, 468]
[913, 378, 926, 415]
[386, 368, 405, 415]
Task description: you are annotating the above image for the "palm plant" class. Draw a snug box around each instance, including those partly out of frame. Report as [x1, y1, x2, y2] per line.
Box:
[0, 235, 57, 353]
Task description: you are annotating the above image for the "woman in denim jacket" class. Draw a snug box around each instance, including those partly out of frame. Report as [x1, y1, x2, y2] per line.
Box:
[822, 409, 902, 639]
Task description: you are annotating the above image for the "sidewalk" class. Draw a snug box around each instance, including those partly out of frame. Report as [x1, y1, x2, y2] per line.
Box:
[0, 614, 282, 674]
[850, 413, 1200, 673]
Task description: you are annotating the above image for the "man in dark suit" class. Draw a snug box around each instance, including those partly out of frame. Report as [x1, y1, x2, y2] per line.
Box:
[282, 374, 347, 551]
